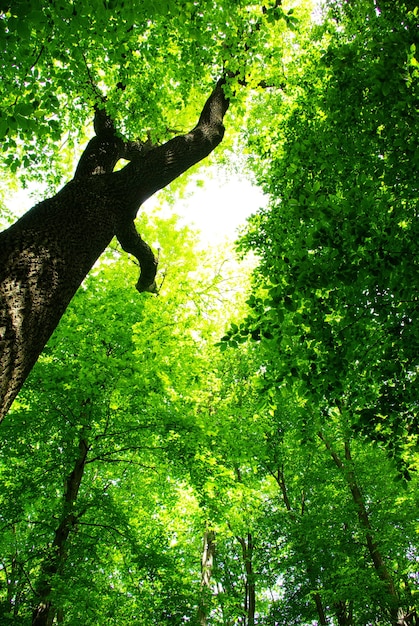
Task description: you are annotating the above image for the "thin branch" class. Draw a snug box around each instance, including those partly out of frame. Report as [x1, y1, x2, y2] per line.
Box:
[81, 52, 106, 104]
[21, 564, 38, 596]
[28, 44, 45, 75]
[87, 457, 158, 469]
[77, 521, 127, 538]
[93, 423, 157, 441]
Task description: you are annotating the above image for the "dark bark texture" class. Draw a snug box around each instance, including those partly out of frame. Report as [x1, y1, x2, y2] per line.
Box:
[0, 78, 229, 420]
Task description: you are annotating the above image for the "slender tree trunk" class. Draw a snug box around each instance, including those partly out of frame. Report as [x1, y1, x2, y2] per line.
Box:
[31, 437, 89, 626]
[0, 78, 230, 421]
[3, 526, 25, 620]
[272, 466, 329, 625]
[312, 592, 328, 626]
[318, 432, 401, 625]
[236, 532, 256, 626]
[198, 529, 216, 626]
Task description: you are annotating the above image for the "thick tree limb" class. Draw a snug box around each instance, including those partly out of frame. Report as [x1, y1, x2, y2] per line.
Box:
[115, 220, 158, 293]
[116, 77, 229, 208]
[74, 106, 155, 178]
[0, 77, 230, 420]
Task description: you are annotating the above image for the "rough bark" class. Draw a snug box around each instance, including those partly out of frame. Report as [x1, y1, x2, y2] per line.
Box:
[31, 436, 89, 626]
[0, 78, 229, 421]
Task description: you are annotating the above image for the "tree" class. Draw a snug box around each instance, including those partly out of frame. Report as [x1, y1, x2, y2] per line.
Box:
[226, 0, 419, 622]
[240, 0, 419, 474]
[211, 338, 419, 625]
[0, 77, 230, 421]
[0, 0, 292, 420]
[0, 212, 248, 625]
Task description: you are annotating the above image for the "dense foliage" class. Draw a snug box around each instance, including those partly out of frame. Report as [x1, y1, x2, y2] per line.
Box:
[239, 0, 419, 476]
[0, 0, 291, 188]
[232, 0, 419, 622]
[0, 213, 252, 624]
[1, 0, 419, 624]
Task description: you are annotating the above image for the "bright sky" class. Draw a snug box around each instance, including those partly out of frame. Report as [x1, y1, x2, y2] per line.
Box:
[149, 172, 267, 246]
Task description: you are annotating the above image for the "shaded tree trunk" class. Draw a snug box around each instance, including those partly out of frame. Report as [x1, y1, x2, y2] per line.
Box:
[334, 599, 353, 626]
[2, 525, 26, 620]
[0, 78, 230, 421]
[236, 532, 256, 626]
[31, 436, 89, 626]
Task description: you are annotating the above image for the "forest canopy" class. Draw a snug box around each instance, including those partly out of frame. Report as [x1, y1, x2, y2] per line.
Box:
[1, 1, 419, 625]
[0, 0, 290, 185]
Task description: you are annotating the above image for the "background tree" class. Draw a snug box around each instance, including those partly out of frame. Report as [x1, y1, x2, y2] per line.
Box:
[0, 211, 253, 625]
[224, 0, 419, 622]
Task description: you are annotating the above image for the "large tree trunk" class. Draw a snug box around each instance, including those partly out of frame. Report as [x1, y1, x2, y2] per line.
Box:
[0, 78, 229, 421]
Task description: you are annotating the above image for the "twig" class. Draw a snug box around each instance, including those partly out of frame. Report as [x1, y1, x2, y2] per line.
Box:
[81, 52, 106, 104]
